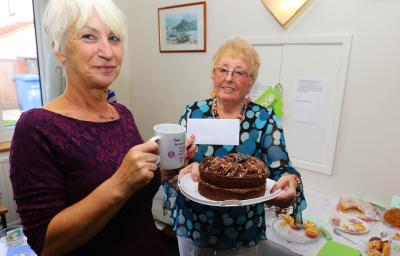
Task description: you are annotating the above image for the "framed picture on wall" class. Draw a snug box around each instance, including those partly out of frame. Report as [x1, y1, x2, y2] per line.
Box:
[158, 1, 206, 53]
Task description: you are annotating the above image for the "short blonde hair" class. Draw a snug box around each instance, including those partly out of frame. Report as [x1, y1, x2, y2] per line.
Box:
[43, 0, 127, 51]
[211, 37, 260, 83]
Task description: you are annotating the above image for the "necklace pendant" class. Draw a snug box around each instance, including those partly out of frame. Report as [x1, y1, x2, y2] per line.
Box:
[212, 97, 248, 121]
[97, 113, 114, 120]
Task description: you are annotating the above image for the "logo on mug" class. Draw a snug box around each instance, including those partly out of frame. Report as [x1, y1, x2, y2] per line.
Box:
[168, 151, 175, 158]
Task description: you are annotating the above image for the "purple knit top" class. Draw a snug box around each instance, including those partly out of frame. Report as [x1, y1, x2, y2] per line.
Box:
[9, 103, 162, 255]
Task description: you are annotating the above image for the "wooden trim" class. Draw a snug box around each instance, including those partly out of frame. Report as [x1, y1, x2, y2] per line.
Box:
[0, 141, 11, 153]
[0, 201, 8, 213]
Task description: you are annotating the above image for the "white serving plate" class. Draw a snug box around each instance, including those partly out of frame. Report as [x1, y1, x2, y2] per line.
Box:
[178, 174, 282, 207]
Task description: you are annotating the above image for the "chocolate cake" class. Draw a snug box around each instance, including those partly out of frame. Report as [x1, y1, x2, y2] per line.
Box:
[198, 153, 270, 201]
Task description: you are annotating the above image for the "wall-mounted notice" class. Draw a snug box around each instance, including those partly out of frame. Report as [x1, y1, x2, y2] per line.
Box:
[247, 35, 352, 175]
[292, 79, 326, 124]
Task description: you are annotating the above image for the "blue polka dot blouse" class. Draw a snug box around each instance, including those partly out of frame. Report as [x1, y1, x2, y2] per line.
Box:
[163, 98, 307, 250]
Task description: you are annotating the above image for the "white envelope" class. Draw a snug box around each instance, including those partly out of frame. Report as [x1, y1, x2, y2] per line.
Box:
[187, 119, 240, 145]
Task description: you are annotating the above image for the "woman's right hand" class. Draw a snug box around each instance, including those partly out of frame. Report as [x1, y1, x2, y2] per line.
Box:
[112, 140, 159, 196]
[184, 135, 196, 165]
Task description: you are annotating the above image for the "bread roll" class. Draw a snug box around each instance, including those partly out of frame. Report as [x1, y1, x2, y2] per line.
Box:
[382, 241, 390, 256]
[368, 237, 383, 251]
[367, 248, 382, 256]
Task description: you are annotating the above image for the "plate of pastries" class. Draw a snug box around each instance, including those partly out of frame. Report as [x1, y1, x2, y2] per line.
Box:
[272, 214, 320, 244]
[337, 197, 381, 222]
[361, 232, 400, 256]
[331, 215, 369, 234]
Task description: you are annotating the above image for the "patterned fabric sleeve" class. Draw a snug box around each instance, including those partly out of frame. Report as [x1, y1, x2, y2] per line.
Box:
[178, 103, 191, 128]
[260, 108, 307, 223]
[160, 100, 308, 251]
[107, 89, 117, 103]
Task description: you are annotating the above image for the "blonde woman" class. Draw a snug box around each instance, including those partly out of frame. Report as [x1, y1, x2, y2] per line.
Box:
[165, 38, 306, 256]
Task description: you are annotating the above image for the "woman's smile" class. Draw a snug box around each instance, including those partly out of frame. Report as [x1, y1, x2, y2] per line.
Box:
[221, 85, 236, 93]
[94, 65, 117, 73]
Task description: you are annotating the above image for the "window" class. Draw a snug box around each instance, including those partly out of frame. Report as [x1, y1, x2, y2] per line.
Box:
[0, 0, 43, 142]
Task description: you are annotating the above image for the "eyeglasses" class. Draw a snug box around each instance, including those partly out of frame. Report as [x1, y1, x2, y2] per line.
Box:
[214, 66, 251, 80]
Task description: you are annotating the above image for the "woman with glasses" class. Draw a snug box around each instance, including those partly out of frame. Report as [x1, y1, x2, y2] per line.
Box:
[164, 37, 306, 255]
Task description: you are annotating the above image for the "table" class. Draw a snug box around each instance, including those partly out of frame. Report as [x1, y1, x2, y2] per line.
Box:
[265, 190, 400, 256]
[2, 190, 399, 256]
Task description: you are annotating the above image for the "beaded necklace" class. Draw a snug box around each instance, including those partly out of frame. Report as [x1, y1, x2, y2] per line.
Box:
[211, 97, 250, 121]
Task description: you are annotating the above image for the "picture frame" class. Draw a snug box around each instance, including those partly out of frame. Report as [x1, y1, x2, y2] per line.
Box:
[158, 2, 206, 53]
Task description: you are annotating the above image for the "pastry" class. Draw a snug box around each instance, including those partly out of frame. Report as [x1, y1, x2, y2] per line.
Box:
[367, 237, 391, 256]
[337, 197, 380, 221]
[383, 208, 400, 228]
[368, 237, 382, 251]
[382, 241, 390, 256]
[281, 215, 319, 238]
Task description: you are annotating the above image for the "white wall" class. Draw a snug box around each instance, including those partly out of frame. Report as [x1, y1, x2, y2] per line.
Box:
[110, 0, 131, 106]
[122, 0, 400, 207]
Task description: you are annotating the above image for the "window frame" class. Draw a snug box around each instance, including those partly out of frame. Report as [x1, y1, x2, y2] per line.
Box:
[33, 0, 49, 104]
[0, 0, 48, 143]
[0, 127, 14, 142]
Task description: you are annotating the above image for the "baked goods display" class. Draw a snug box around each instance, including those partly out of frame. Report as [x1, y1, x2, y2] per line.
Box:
[272, 214, 320, 243]
[367, 237, 390, 256]
[337, 197, 381, 221]
[283, 215, 320, 238]
[383, 208, 400, 228]
[198, 153, 269, 201]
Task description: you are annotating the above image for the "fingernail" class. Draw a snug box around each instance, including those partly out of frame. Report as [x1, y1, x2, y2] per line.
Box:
[190, 134, 195, 139]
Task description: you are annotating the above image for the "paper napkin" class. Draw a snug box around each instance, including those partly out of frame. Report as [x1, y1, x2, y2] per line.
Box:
[317, 240, 360, 256]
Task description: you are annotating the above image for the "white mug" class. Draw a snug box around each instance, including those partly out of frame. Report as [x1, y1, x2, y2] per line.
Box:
[152, 123, 186, 169]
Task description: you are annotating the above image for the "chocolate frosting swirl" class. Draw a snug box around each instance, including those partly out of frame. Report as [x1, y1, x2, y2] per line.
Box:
[200, 153, 268, 178]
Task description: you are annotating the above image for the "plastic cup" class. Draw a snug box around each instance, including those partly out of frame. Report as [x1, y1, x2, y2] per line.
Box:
[0, 225, 24, 246]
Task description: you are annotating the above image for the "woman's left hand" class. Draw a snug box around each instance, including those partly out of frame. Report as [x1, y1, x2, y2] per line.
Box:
[166, 162, 199, 186]
[267, 175, 298, 208]
[179, 162, 199, 181]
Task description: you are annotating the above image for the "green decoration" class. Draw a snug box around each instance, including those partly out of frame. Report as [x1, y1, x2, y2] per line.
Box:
[254, 83, 284, 117]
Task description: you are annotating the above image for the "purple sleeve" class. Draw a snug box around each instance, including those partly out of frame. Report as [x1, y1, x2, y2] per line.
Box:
[9, 112, 67, 254]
